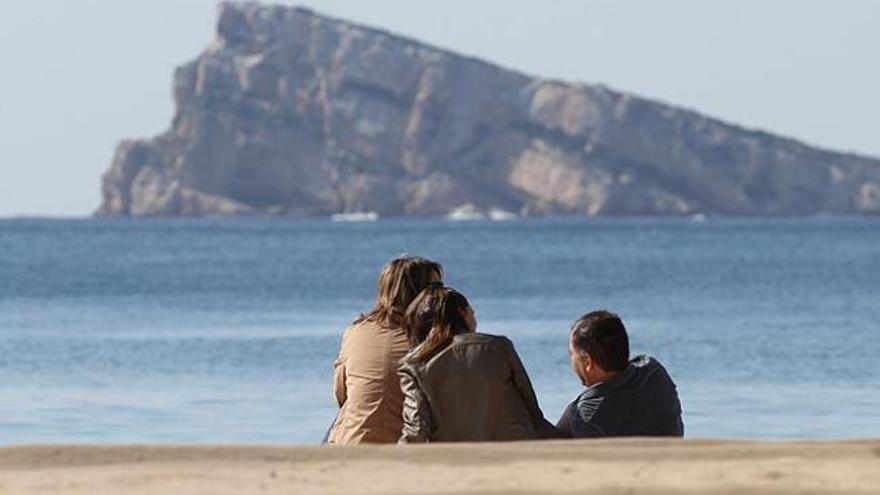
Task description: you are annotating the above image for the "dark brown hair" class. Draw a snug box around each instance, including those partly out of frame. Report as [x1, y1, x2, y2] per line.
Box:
[403, 285, 471, 363]
[356, 256, 443, 328]
[570, 310, 630, 372]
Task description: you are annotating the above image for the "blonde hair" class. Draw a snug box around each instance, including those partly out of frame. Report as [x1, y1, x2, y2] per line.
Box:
[356, 256, 443, 328]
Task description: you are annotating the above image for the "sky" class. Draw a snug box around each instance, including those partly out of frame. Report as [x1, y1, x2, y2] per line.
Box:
[0, 0, 878, 217]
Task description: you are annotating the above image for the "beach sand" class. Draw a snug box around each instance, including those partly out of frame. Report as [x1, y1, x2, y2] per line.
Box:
[0, 439, 878, 494]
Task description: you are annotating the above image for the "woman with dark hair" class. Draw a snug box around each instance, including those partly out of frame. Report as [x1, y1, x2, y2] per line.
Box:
[398, 286, 558, 442]
[327, 255, 443, 444]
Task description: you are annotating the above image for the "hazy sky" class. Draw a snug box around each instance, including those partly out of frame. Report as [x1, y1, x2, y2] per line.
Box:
[1, 0, 878, 217]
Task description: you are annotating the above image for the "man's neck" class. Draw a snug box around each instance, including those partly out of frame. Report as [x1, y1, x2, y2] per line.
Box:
[587, 369, 622, 388]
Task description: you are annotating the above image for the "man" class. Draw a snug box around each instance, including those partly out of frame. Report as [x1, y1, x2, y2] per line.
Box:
[557, 310, 684, 438]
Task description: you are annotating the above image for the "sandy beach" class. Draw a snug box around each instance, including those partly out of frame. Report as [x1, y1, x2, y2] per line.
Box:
[0, 439, 877, 494]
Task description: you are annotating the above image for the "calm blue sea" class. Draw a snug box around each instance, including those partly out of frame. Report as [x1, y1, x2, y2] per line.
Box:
[0, 217, 878, 444]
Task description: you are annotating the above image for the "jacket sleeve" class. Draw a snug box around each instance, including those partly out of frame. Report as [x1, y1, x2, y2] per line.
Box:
[333, 355, 347, 407]
[555, 400, 578, 438]
[333, 328, 350, 407]
[399, 365, 431, 443]
[567, 396, 606, 438]
[501, 337, 563, 439]
[658, 363, 686, 437]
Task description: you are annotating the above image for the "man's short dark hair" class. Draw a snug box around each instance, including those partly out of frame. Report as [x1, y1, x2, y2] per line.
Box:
[570, 310, 630, 372]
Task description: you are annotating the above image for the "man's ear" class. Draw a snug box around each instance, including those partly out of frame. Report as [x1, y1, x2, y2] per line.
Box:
[581, 351, 593, 373]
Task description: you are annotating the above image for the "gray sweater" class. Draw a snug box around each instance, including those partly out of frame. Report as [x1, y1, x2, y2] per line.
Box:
[556, 355, 684, 438]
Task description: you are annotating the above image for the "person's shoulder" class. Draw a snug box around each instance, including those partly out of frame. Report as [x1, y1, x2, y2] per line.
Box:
[447, 333, 517, 359]
[398, 353, 421, 374]
[573, 392, 605, 425]
[631, 354, 669, 373]
[341, 320, 368, 339]
[347, 318, 406, 337]
[455, 332, 516, 349]
[346, 318, 375, 332]
[340, 319, 386, 349]
[630, 354, 678, 387]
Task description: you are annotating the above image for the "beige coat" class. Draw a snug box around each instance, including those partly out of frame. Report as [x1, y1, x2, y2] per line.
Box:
[328, 320, 410, 444]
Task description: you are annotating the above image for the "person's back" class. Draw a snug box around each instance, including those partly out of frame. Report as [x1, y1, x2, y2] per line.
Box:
[400, 332, 555, 442]
[557, 310, 683, 439]
[329, 320, 410, 443]
[556, 354, 683, 438]
[398, 286, 557, 443]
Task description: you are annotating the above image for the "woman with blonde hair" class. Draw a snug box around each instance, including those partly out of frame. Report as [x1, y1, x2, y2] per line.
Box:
[327, 255, 443, 444]
[399, 285, 558, 442]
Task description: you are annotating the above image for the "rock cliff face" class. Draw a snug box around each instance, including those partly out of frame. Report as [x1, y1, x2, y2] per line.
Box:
[98, 2, 880, 217]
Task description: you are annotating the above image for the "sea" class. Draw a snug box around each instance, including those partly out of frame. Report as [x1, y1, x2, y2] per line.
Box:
[0, 216, 878, 445]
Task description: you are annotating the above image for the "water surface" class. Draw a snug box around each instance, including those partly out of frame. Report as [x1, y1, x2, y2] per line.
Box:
[1, 217, 878, 443]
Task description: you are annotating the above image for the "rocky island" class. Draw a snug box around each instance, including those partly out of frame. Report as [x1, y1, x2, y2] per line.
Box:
[98, 2, 880, 217]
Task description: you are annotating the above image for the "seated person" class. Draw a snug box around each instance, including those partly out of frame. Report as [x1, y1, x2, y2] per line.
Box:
[398, 285, 557, 442]
[328, 255, 443, 444]
[557, 310, 684, 438]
